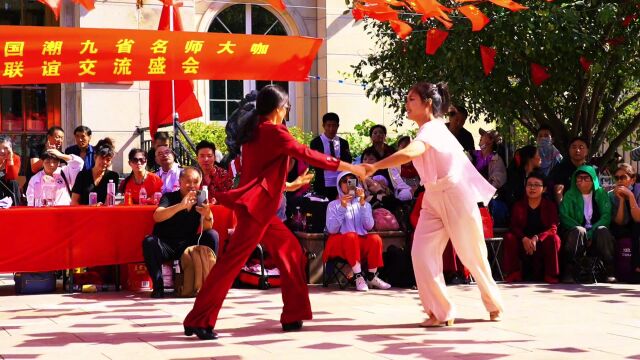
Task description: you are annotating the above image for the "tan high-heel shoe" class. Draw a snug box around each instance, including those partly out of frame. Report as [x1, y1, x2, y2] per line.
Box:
[420, 312, 454, 327]
[489, 311, 502, 322]
[420, 318, 455, 327]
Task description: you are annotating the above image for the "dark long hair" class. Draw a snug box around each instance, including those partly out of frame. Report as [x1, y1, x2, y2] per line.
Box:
[408, 82, 450, 117]
[225, 85, 289, 159]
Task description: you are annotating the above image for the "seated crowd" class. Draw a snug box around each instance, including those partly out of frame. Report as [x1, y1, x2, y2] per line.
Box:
[2, 107, 639, 294]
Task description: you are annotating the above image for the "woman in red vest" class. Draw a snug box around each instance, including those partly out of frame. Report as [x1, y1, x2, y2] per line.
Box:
[183, 85, 365, 340]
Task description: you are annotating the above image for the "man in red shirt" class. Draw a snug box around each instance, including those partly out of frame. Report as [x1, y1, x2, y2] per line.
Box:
[195, 140, 233, 201]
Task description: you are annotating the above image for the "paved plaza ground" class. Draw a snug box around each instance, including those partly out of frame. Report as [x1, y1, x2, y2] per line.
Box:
[0, 274, 639, 359]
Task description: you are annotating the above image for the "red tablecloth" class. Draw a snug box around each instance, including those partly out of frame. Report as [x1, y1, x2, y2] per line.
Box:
[0, 205, 236, 273]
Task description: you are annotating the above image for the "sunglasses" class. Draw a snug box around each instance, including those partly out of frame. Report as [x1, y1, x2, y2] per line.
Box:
[447, 111, 457, 117]
[130, 157, 147, 164]
[576, 176, 592, 182]
[614, 175, 630, 181]
[526, 183, 544, 188]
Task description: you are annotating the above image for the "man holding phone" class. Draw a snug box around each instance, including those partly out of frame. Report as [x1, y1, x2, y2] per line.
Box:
[143, 167, 219, 298]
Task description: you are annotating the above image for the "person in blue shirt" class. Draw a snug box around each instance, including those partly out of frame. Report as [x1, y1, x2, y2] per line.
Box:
[65, 125, 94, 170]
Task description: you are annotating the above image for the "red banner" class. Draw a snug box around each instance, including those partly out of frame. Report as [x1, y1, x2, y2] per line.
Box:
[0, 25, 323, 85]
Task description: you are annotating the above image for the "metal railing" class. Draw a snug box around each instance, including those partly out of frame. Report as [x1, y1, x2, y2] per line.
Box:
[136, 124, 197, 167]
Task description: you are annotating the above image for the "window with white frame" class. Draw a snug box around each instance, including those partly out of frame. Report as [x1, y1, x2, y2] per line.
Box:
[208, 4, 289, 121]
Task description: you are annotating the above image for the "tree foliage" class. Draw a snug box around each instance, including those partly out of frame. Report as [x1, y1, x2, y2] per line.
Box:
[350, 0, 640, 166]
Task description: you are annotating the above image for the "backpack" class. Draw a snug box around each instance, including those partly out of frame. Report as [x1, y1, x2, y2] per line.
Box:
[373, 208, 400, 231]
[381, 245, 415, 288]
[176, 245, 216, 297]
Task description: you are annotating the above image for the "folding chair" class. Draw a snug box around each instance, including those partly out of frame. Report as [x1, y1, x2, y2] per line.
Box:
[322, 257, 352, 289]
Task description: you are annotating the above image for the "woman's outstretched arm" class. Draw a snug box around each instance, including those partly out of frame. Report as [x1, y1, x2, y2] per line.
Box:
[364, 140, 427, 176]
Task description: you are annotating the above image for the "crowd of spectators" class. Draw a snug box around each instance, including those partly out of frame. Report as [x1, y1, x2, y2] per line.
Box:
[2, 105, 639, 288]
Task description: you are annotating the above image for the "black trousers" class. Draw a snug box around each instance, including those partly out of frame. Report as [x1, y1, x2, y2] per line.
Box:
[142, 230, 219, 290]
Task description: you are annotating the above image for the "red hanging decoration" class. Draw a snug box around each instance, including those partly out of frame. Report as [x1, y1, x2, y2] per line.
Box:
[425, 29, 449, 55]
[480, 45, 497, 76]
[579, 56, 592, 72]
[266, 0, 286, 11]
[458, 5, 490, 32]
[389, 20, 413, 39]
[622, 14, 638, 28]
[531, 63, 550, 86]
[71, 0, 95, 11]
[38, 0, 62, 19]
[488, 0, 528, 12]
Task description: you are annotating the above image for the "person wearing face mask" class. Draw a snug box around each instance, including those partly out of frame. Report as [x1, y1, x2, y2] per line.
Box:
[608, 163, 640, 282]
[536, 125, 562, 176]
[26, 150, 83, 206]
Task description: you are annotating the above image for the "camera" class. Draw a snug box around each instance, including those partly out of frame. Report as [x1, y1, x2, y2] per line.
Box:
[347, 178, 357, 196]
[196, 188, 208, 207]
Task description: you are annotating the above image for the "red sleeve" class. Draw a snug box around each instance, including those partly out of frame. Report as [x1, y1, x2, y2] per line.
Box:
[4, 154, 20, 180]
[150, 174, 163, 193]
[538, 199, 559, 241]
[508, 201, 526, 241]
[274, 125, 341, 171]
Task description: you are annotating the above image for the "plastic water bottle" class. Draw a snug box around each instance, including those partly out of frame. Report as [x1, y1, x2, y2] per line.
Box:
[106, 180, 116, 206]
[153, 192, 162, 205]
[89, 192, 98, 205]
[139, 187, 147, 205]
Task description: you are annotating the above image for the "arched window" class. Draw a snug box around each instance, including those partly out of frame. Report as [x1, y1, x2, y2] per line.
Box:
[208, 4, 289, 121]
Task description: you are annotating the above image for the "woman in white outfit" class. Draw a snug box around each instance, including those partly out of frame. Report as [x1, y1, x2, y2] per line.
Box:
[361, 81, 504, 327]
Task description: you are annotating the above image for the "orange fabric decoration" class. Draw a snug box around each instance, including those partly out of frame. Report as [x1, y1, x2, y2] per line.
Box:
[149, 2, 202, 137]
[266, 0, 286, 11]
[71, 0, 95, 11]
[488, 0, 528, 12]
[0, 26, 322, 85]
[414, 0, 454, 29]
[480, 45, 496, 76]
[579, 56, 592, 72]
[531, 63, 550, 86]
[458, 5, 490, 32]
[38, 0, 62, 19]
[425, 28, 449, 55]
[389, 19, 413, 39]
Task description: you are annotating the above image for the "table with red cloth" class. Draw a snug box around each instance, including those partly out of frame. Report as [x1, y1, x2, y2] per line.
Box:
[0, 205, 236, 273]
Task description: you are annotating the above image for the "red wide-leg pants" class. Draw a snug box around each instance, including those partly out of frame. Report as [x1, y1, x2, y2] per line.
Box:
[184, 206, 312, 329]
[322, 232, 384, 268]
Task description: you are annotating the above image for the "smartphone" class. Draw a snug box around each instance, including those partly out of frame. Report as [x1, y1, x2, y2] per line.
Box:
[196, 189, 208, 207]
[347, 178, 357, 196]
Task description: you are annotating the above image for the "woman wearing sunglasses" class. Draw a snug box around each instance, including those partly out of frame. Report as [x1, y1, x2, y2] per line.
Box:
[120, 148, 162, 204]
[609, 163, 640, 282]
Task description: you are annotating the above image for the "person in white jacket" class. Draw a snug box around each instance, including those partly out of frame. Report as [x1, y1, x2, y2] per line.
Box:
[26, 149, 84, 206]
[323, 171, 391, 291]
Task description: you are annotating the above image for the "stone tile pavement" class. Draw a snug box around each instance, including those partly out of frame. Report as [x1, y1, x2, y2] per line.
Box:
[0, 274, 639, 359]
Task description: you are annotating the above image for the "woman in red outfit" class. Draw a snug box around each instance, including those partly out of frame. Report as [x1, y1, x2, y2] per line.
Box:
[183, 85, 365, 340]
[503, 171, 561, 283]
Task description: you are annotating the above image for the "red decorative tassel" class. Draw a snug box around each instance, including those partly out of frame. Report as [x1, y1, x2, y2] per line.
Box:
[425, 29, 449, 55]
[531, 63, 550, 86]
[480, 46, 496, 76]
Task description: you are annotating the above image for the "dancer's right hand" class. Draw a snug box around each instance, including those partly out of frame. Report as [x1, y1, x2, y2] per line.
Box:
[361, 163, 376, 178]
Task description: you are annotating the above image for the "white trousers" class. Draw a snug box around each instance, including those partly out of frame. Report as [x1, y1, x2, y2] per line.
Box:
[412, 178, 504, 321]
